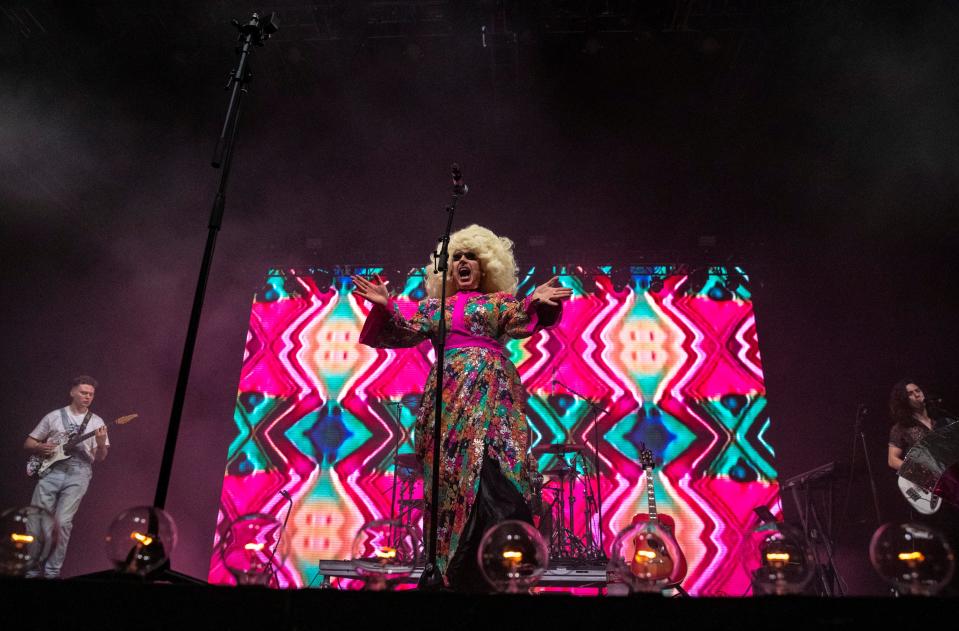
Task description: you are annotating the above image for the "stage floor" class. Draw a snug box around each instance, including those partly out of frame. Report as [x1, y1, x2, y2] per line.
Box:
[4, 576, 953, 631]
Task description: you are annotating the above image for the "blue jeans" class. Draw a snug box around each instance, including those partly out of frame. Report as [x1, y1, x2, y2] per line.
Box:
[27, 458, 93, 578]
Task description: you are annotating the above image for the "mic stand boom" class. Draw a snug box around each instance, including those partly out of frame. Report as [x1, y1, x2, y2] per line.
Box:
[419, 172, 465, 589]
[149, 12, 277, 582]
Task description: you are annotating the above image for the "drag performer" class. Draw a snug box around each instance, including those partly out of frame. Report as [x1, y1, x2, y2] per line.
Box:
[352, 224, 571, 591]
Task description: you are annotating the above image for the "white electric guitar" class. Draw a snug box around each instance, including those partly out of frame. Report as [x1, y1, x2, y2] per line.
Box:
[897, 477, 941, 515]
[26, 413, 137, 478]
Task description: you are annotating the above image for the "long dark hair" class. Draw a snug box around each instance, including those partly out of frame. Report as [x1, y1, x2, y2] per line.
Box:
[889, 379, 922, 428]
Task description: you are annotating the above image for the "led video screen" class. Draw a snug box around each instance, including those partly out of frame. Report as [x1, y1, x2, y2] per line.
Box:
[209, 265, 779, 595]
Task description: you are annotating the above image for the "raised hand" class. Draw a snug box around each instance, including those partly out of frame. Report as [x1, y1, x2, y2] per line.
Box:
[95, 426, 108, 447]
[350, 274, 390, 307]
[530, 276, 573, 307]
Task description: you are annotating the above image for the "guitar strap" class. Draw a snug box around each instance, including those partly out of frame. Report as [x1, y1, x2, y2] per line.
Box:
[77, 409, 93, 437]
[59, 408, 93, 443]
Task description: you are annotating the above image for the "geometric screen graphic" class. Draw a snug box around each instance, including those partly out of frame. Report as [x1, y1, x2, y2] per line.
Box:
[208, 265, 779, 595]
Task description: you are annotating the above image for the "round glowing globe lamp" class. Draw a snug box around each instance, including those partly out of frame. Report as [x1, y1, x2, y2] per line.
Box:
[105, 506, 177, 576]
[477, 520, 549, 593]
[870, 522, 954, 596]
[0, 506, 56, 577]
[351, 519, 419, 590]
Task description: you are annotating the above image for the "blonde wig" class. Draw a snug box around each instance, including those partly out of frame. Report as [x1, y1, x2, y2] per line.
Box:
[424, 224, 519, 298]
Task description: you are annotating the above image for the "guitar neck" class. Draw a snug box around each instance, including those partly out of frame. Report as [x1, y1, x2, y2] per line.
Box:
[67, 429, 97, 448]
[645, 465, 658, 521]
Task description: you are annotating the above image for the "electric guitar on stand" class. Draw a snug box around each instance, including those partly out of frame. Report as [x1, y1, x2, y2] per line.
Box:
[630, 444, 688, 587]
[26, 413, 138, 478]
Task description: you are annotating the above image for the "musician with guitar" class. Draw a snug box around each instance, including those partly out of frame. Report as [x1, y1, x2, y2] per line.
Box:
[887, 380, 944, 474]
[887, 378, 959, 592]
[23, 376, 109, 578]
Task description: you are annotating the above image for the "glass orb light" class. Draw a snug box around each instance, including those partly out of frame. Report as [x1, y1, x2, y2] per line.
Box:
[477, 520, 549, 593]
[609, 521, 685, 593]
[221, 513, 283, 586]
[870, 522, 955, 596]
[748, 522, 815, 595]
[105, 506, 177, 576]
[351, 519, 419, 590]
[0, 506, 55, 577]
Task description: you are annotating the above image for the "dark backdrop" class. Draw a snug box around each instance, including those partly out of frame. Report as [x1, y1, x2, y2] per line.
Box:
[2, 2, 957, 592]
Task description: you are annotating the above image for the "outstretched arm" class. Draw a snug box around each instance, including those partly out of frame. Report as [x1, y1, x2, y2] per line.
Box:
[529, 276, 573, 307]
[352, 274, 436, 349]
[351, 274, 390, 308]
[501, 276, 571, 338]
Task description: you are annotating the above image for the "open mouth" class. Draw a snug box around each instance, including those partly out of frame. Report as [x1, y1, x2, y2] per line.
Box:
[457, 266, 471, 280]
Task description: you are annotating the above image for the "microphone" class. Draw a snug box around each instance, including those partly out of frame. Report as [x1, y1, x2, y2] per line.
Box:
[451, 163, 468, 196]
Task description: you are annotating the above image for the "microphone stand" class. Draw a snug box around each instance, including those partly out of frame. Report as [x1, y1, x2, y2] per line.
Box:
[70, 12, 279, 586]
[268, 491, 294, 587]
[419, 169, 467, 590]
[154, 11, 277, 516]
[857, 405, 883, 525]
[837, 404, 882, 549]
[552, 378, 610, 559]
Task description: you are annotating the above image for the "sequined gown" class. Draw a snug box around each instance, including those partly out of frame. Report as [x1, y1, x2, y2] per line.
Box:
[359, 290, 561, 583]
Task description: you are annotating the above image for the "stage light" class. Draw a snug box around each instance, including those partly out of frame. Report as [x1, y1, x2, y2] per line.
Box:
[748, 521, 814, 595]
[351, 519, 419, 591]
[608, 521, 684, 593]
[105, 506, 177, 576]
[869, 522, 955, 596]
[0, 506, 55, 577]
[478, 520, 549, 593]
[220, 513, 284, 586]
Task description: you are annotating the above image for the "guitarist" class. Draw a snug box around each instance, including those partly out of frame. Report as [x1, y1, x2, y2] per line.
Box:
[887, 380, 945, 474]
[23, 375, 109, 578]
[886, 379, 959, 593]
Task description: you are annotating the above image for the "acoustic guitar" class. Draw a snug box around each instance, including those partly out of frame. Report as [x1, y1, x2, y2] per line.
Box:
[629, 444, 688, 586]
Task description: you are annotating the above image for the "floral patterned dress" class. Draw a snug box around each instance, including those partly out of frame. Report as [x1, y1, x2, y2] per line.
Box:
[359, 290, 561, 578]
